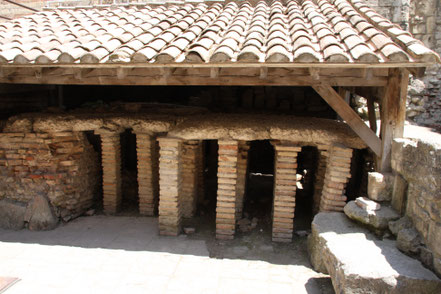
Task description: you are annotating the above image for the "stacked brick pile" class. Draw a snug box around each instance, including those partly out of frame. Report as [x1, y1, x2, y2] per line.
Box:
[181, 140, 202, 218]
[319, 144, 353, 212]
[272, 144, 301, 242]
[158, 137, 182, 236]
[136, 133, 158, 216]
[0, 131, 99, 217]
[235, 142, 249, 220]
[96, 132, 122, 214]
[216, 140, 240, 240]
[312, 145, 330, 214]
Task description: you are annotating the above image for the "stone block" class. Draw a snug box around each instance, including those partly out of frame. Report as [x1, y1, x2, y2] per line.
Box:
[308, 212, 441, 293]
[344, 201, 399, 231]
[24, 193, 58, 231]
[392, 174, 408, 215]
[397, 228, 422, 255]
[0, 199, 26, 230]
[367, 172, 394, 201]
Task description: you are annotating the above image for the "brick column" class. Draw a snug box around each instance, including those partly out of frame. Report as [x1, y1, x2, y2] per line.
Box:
[216, 140, 240, 240]
[235, 142, 249, 220]
[135, 133, 158, 216]
[319, 144, 353, 212]
[272, 143, 301, 243]
[96, 131, 122, 214]
[312, 145, 330, 214]
[158, 137, 183, 236]
[181, 140, 202, 218]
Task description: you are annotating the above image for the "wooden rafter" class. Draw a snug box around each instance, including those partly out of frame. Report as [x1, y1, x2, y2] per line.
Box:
[312, 84, 382, 156]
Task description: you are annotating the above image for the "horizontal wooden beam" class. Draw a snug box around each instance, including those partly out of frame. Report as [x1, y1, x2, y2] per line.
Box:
[0, 67, 389, 87]
[313, 84, 382, 156]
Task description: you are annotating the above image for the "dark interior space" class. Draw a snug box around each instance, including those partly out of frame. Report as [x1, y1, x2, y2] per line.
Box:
[198, 140, 218, 217]
[84, 131, 103, 211]
[120, 129, 139, 214]
[294, 147, 318, 230]
[243, 140, 275, 230]
[346, 148, 372, 201]
[0, 84, 337, 119]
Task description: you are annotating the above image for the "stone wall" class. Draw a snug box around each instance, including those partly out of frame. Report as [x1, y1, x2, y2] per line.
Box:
[391, 136, 441, 275]
[0, 131, 100, 221]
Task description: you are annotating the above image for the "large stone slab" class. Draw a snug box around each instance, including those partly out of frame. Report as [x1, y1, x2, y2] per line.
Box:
[24, 194, 58, 231]
[0, 199, 26, 230]
[344, 200, 399, 231]
[308, 212, 441, 294]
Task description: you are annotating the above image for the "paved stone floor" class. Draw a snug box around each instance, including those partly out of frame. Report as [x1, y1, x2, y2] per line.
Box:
[0, 215, 333, 294]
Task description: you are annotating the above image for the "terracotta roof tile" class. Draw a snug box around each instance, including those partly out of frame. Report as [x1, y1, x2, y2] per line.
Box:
[0, 0, 438, 65]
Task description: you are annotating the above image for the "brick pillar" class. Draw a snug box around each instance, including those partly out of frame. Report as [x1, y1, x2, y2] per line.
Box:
[181, 140, 202, 218]
[158, 137, 183, 236]
[96, 131, 122, 214]
[196, 142, 204, 205]
[272, 143, 301, 243]
[135, 133, 158, 216]
[319, 144, 353, 212]
[312, 145, 330, 214]
[235, 142, 249, 220]
[216, 140, 240, 240]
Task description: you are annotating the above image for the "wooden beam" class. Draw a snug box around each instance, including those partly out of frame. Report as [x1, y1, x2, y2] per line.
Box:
[367, 97, 377, 133]
[313, 84, 382, 156]
[0, 68, 389, 86]
[309, 68, 320, 80]
[377, 69, 408, 172]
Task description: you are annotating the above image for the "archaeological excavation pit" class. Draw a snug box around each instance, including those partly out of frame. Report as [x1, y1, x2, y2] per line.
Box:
[0, 0, 439, 244]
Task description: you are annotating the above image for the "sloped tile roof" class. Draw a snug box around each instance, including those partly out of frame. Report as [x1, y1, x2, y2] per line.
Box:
[0, 0, 439, 65]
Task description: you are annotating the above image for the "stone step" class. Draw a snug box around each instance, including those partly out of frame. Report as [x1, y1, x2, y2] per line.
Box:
[308, 212, 441, 294]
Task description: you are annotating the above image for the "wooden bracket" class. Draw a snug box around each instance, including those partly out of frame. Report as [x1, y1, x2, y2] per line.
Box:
[210, 67, 219, 79]
[260, 67, 268, 79]
[313, 84, 381, 156]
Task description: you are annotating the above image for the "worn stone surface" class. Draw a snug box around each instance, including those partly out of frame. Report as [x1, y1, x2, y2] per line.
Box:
[24, 194, 58, 231]
[0, 199, 26, 230]
[397, 228, 422, 255]
[355, 196, 381, 211]
[308, 212, 441, 294]
[367, 172, 394, 202]
[344, 201, 400, 231]
[389, 216, 413, 236]
[392, 135, 441, 276]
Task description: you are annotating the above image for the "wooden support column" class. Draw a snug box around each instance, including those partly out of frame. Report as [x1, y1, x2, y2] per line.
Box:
[135, 132, 158, 216]
[181, 140, 202, 218]
[235, 142, 249, 220]
[312, 144, 330, 214]
[158, 137, 183, 236]
[378, 69, 409, 172]
[216, 140, 240, 240]
[319, 144, 353, 212]
[95, 131, 122, 214]
[272, 143, 301, 243]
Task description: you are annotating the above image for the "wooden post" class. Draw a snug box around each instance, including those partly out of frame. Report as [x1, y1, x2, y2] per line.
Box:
[377, 69, 409, 172]
[367, 97, 377, 133]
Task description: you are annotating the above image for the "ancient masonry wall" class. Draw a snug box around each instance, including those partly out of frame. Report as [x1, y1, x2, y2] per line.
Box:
[158, 137, 183, 236]
[0, 131, 99, 218]
[312, 145, 329, 214]
[96, 131, 122, 214]
[181, 140, 202, 218]
[136, 133, 159, 216]
[216, 140, 240, 240]
[272, 144, 300, 243]
[391, 138, 441, 275]
[319, 145, 353, 212]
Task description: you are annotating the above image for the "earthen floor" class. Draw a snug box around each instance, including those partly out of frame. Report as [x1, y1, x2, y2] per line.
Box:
[0, 215, 333, 294]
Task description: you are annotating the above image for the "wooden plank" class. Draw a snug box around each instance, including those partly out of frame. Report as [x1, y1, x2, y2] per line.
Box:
[312, 84, 382, 156]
